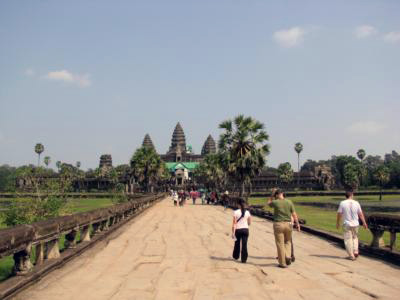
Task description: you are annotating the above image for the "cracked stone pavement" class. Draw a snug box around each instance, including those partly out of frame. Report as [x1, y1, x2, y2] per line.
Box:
[16, 198, 400, 300]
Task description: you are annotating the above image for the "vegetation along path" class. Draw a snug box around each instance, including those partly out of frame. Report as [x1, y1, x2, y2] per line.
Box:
[16, 198, 400, 300]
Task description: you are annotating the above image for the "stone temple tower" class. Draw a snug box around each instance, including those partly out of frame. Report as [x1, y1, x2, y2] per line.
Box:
[142, 134, 155, 150]
[168, 122, 186, 154]
[201, 135, 217, 155]
[99, 154, 112, 170]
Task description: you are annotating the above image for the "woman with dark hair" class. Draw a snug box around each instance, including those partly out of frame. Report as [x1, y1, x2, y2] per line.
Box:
[231, 198, 251, 263]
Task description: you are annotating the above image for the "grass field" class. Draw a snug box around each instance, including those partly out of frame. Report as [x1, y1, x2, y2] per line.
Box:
[249, 196, 400, 251]
[0, 197, 114, 281]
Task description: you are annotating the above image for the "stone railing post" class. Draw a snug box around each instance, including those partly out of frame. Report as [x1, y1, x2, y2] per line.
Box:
[35, 243, 45, 265]
[13, 244, 33, 275]
[64, 229, 78, 249]
[91, 222, 102, 236]
[390, 231, 397, 251]
[370, 228, 385, 248]
[80, 225, 91, 242]
[100, 219, 109, 231]
[45, 238, 60, 259]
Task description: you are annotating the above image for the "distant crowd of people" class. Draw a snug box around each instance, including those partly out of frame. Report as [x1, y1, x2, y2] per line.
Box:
[169, 187, 368, 268]
[170, 188, 230, 207]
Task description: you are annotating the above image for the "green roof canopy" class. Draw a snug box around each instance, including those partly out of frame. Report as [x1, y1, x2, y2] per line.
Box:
[165, 162, 199, 172]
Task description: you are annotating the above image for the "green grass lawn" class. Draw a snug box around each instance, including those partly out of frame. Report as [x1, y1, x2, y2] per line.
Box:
[249, 196, 400, 251]
[0, 197, 114, 282]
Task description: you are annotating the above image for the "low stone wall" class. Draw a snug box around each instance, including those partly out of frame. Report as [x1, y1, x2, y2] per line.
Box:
[251, 191, 400, 197]
[0, 193, 166, 299]
[367, 214, 400, 250]
[0, 193, 146, 199]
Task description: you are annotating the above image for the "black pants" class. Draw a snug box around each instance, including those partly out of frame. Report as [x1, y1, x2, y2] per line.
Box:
[233, 228, 249, 263]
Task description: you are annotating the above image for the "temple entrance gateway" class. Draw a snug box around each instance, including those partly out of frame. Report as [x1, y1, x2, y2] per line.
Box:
[142, 122, 217, 186]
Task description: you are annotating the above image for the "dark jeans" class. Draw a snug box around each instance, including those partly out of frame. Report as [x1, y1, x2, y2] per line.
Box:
[233, 228, 249, 263]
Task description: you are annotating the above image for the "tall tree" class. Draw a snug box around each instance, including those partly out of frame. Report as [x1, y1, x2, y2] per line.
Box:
[334, 155, 363, 188]
[43, 156, 51, 168]
[196, 153, 226, 190]
[294, 142, 303, 187]
[356, 149, 366, 187]
[343, 163, 361, 190]
[278, 162, 294, 186]
[130, 146, 163, 192]
[357, 149, 366, 161]
[56, 161, 62, 172]
[374, 165, 390, 201]
[34, 143, 44, 167]
[219, 115, 270, 197]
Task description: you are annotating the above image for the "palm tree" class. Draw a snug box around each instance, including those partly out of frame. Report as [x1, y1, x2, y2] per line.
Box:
[278, 162, 294, 187]
[357, 149, 366, 161]
[219, 115, 270, 197]
[356, 149, 367, 188]
[130, 146, 163, 193]
[374, 165, 390, 201]
[34, 143, 44, 166]
[76, 161, 81, 169]
[56, 161, 62, 172]
[43, 156, 51, 168]
[294, 142, 303, 187]
[196, 153, 226, 190]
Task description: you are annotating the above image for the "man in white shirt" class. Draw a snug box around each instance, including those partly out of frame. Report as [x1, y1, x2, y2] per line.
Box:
[336, 190, 368, 260]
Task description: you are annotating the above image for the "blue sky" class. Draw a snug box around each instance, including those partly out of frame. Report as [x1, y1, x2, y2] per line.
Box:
[1, 0, 399, 170]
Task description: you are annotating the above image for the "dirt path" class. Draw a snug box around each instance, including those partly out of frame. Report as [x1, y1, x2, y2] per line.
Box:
[16, 198, 400, 300]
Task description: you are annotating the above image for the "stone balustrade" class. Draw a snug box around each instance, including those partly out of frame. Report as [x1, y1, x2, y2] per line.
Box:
[0, 194, 164, 277]
[367, 214, 400, 250]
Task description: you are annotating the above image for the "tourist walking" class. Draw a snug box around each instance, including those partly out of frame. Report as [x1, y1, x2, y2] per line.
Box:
[336, 190, 368, 260]
[201, 188, 207, 205]
[172, 190, 178, 207]
[190, 189, 197, 205]
[178, 189, 185, 206]
[232, 198, 251, 263]
[222, 190, 230, 210]
[268, 189, 300, 268]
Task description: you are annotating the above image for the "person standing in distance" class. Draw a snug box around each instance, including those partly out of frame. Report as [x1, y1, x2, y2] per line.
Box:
[232, 198, 251, 263]
[268, 189, 300, 268]
[336, 190, 368, 260]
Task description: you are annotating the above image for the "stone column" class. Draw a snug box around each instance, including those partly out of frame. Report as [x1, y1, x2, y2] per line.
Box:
[370, 228, 385, 248]
[64, 230, 78, 249]
[390, 231, 397, 251]
[35, 242, 45, 265]
[100, 219, 109, 231]
[45, 239, 60, 259]
[80, 225, 91, 242]
[13, 244, 33, 275]
[92, 222, 102, 235]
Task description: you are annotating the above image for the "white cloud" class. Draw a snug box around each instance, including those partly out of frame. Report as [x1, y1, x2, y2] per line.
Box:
[24, 68, 35, 76]
[273, 26, 305, 48]
[383, 31, 400, 43]
[354, 25, 377, 39]
[347, 121, 387, 135]
[44, 70, 91, 87]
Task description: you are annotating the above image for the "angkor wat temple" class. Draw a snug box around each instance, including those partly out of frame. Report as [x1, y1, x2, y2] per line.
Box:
[16, 122, 335, 191]
[142, 122, 217, 185]
[142, 122, 335, 189]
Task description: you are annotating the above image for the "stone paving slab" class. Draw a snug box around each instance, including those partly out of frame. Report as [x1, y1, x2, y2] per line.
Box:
[15, 198, 400, 300]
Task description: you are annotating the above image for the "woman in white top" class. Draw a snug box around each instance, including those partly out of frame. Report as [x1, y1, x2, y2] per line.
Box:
[231, 198, 251, 263]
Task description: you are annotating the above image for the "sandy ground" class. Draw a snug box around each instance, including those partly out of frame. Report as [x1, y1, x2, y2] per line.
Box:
[16, 198, 400, 300]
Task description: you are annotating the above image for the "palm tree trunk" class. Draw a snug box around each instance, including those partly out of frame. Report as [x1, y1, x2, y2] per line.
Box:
[297, 153, 300, 188]
[241, 181, 245, 198]
[380, 184, 382, 201]
[38, 154, 40, 167]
